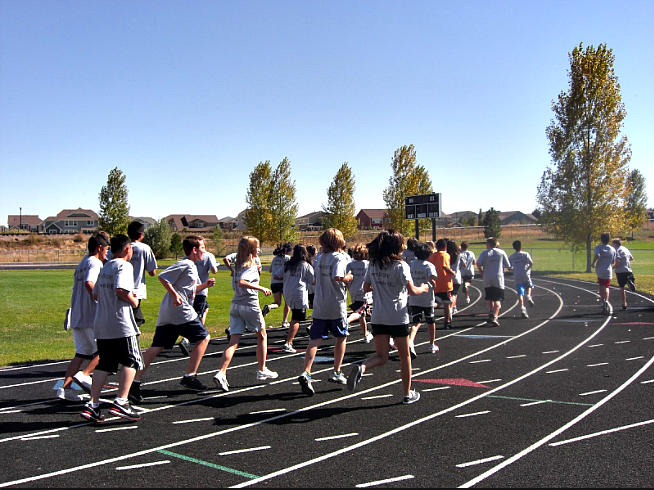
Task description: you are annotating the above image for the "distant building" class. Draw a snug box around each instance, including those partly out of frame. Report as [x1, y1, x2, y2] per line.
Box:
[647, 209, 654, 221]
[357, 209, 390, 229]
[43, 208, 98, 234]
[498, 211, 538, 225]
[217, 216, 239, 232]
[131, 217, 156, 230]
[295, 211, 325, 231]
[7, 215, 43, 232]
[165, 214, 220, 233]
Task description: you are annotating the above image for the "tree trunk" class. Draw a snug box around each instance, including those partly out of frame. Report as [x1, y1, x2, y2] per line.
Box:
[586, 234, 592, 273]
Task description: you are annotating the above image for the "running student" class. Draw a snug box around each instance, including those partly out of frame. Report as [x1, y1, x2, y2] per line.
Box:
[347, 230, 429, 405]
[592, 232, 617, 315]
[402, 237, 419, 264]
[223, 247, 262, 341]
[130, 236, 214, 402]
[81, 235, 144, 424]
[459, 241, 476, 304]
[59, 234, 109, 402]
[273, 244, 314, 353]
[214, 236, 278, 391]
[476, 237, 511, 326]
[509, 240, 535, 319]
[429, 239, 456, 330]
[270, 242, 292, 328]
[306, 245, 318, 309]
[612, 238, 635, 310]
[297, 228, 353, 396]
[408, 242, 439, 356]
[126, 221, 158, 328]
[346, 243, 373, 344]
[447, 240, 462, 315]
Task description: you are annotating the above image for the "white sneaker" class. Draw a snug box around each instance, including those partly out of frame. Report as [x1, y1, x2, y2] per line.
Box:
[213, 371, 229, 392]
[364, 332, 373, 343]
[452, 307, 458, 315]
[466, 297, 470, 304]
[431, 343, 440, 354]
[527, 296, 535, 307]
[329, 371, 347, 385]
[403, 390, 421, 404]
[72, 372, 92, 394]
[282, 322, 291, 329]
[521, 307, 529, 319]
[257, 368, 279, 381]
[57, 387, 84, 402]
[281, 344, 297, 353]
[409, 342, 417, 360]
[389, 338, 397, 351]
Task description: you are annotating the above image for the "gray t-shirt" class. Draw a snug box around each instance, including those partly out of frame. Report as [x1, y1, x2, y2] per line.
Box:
[130, 241, 157, 300]
[477, 248, 511, 289]
[312, 251, 349, 320]
[365, 260, 412, 325]
[93, 259, 139, 339]
[408, 260, 437, 308]
[509, 251, 533, 285]
[346, 260, 369, 303]
[460, 250, 476, 277]
[402, 249, 416, 264]
[281, 262, 315, 310]
[232, 265, 261, 308]
[594, 244, 616, 280]
[156, 259, 199, 326]
[194, 252, 218, 298]
[270, 255, 290, 285]
[70, 255, 103, 330]
[614, 246, 633, 273]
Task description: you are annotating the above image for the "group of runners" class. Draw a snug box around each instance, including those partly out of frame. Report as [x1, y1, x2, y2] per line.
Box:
[59, 222, 635, 424]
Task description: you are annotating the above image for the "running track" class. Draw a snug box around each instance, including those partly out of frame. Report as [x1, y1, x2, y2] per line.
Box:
[1, 276, 653, 488]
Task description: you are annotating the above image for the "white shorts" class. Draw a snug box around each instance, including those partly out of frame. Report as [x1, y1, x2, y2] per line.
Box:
[229, 304, 265, 335]
[72, 328, 97, 358]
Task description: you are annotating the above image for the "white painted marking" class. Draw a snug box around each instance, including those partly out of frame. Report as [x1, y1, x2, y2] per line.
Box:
[549, 419, 654, 447]
[422, 386, 451, 392]
[315, 433, 359, 442]
[116, 460, 170, 471]
[362, 373, 373, 377]
[626, 356, 644, 361]
[520, 400, 551, 407]
[588, 344, 604, 348]
[641, 379, 654, 385]
[579, 390, 608, 397]
[546, 369, 569, 374]
[21, 435, 60, 441]
[456, 411, 491, 418]
[477, 379, 502, 384]
[542, 350, 559, 354]
[361, 395, 393, 400]
[250, 409, 286, 415]
[456, 455, 505, 468]
[615, 341, 631, 344]
[0, 410, 21, 414]
[219, 446, 270, 456]
[95, 426, 139, 433]
[356, 475, 414, 488]
[172, 417, 214, 425]
[644, 337, 654, 340]
[506, 355, 526, 359]
[470, 359, 491, 364]
[587, 363, 609, 367]
[143, 396, 168, 401]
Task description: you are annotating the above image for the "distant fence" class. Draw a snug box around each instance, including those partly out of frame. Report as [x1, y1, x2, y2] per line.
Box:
[0, 249, 87, 264]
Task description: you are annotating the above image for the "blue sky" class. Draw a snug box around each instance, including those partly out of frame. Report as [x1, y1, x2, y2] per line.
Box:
[1, 0, 652, 227]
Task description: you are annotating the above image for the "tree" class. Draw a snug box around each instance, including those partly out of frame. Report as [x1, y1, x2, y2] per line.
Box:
[478, 208, 484, 227]
[212, 225, 226, 256]
[322, 163, 358, 238]
[170, 233, 183, 259]
[482, 207, 502, 238]
[143, 218, 172, 259]
[537, 43, 631, 272]
[383, 145, 433, 237]
[624, 169, 648, 238]
[267, 157, 299, 244]
[98, 167, 130, 236]
[244, 161, 273, 243]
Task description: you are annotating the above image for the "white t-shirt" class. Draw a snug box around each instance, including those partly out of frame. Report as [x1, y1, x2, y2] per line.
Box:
[346, 260, 370, 303]
[312, 251, 349, 320]
[93, 259, 139, 339]
[282, 262, 315, 310]
[408, 260, 437, 308]
[365, 260, 412, 325]
[194, 252, 218, 298]
[156, 259, 199, 326]
[614, 246, 633, 273]
[594, 244, 616, 280]
[232, 265, 261, 308]
[270, 255, 290, 285]
[477, 248, 511, 289]
[129, 241, 157, 300]
[509, 251, 533, 285]
[70, 255, 103, 330]
[460, 250, 476, 277]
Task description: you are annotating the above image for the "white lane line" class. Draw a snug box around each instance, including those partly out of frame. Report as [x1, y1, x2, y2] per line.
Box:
[626, 356, 644, 361]
[21, 435, 60, 441]
[356, 475, 414, 488]
[143, 396, 168, 401]
[644, 337, 654, 340]
[521, 400, 551, 407]
[0, 410, 21, 414]
[116, 460, 170, 471]
[579, 390, 608, 397]
[219, 446, 270, 456]
[615, 341, 631, 344]
[95, 426, 139, 433]
[477, 379, 502, 384]
[546, 369, 569, 374]
[588, 344, 604, 348]
[172, 417, 215, 425]
[315, 433, 359, 442]
[470, 359, 491, 364]
[641, 379, 654, 384]
[506, 355, 526, 359]
[0, 378, 60, 390]
[249, 409, 286, 415]
[361, 395, 393, 400]
[587, 363, 609, 367]
[542, 350, 560, 354]
[456, 455, 505, 468]
[362, 373, 373, 377]
[549, 420, 654, 447]
[422, 386, 451, 392]
[456, 411, 491, 418]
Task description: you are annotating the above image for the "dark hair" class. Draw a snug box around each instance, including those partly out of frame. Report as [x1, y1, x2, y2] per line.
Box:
[183, 235, 203, 256]
[88, 233, 109, 254]
[447, 240, 460, 263]
[110, 234, 131, 254]
[415, 242, 431, 261]
[367, 229, 404, 269]
[306, 244, 317, 257]
[350, 243, 368, 261]
[274, 242, 293, 256]
[600, 232, 610, 245]
[436, 239, 447, 250]
[461, 241, 469, 251]
[285, 244, 310, 273]
[486, 237, 498, 248]
[513, 240, 522, 252]
[127, 221, 145, 241]
[406, 237, 419, 252]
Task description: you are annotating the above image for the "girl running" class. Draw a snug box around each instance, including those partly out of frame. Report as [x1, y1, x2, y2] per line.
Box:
[270, 242, 292, 328]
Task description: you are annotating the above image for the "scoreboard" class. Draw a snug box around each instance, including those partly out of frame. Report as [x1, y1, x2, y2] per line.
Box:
[405, 193, 441, 220]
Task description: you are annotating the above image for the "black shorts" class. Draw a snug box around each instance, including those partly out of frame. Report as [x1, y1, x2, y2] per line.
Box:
[435, 291, 452, 304]
[271, 283, 284, 294]
[409, 306, 435, 324]
[462, 275, 473, 284]
[152, 318, 209, 349]
[96, 336, 144, 374]
[133, 300, 145, 327]
[308, 293, 315, 309]
[349, 301, 366, 313]
[371, 324, 411, 338]
[193, 295, 209, 318]
[485, 287, 505, 302]
[452, 283, 461, 293]
[615, 272, 634, 288]
[291, 308, 307, 322]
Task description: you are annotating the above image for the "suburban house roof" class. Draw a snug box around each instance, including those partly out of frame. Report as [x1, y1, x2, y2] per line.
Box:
[498, 211, 538, 224]
[357, 209, 388, 218]
[50, 208, 98, 220]
[165, 214, 220, 232]
[7, 215, 42, 227]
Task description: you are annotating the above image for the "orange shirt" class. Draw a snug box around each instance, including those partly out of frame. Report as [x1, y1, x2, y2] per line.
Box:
[429, 250, 453, 292]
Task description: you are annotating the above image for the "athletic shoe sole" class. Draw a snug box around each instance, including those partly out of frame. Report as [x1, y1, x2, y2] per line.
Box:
[213, 373, 229, 392]
[80, 408, 105, 424]
[347, 365, 362, 392]
[109, 405, 141, 422]
[72, 373, 93, 394]
[178, 340, 191, 357]
[403, 390, 421, 405]
[298, 375, 314, 396]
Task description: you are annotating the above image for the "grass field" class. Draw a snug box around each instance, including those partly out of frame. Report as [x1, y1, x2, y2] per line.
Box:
[1, 241, 652, 367]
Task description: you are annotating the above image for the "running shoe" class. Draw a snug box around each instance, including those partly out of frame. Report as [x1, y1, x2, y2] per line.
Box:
[627, 277, 636, 293]
[128, 381, 143, 404]
[257, 368, 279, 381]
[364, 332, 373, 343]
[431, 343, 440, 354]
[57, 387, 84, 402]
[521, 307, 529, 319]
[329, 371, 347, 385]
[109, 401, 141, 421]
[262, 303, 278, 317]
[72, 372, 93, 394]
[225, 328, 231, 342]
[409, 343, 417, 360]
[487, 313, 494, 324]
[178, 338, 191, 357]
[490, 317, 500, 327]
[452, 307, 458, 315]
[282, 344, 297, 354]
[444, 322, 453, 330]
[403, 390, 421, 405]
[527, 296, 535, 307]
[466, 297, 471, 304]
[622, 305, 628, 311]
[180, 375, 208, 391]
[80, 403, 105, 424]
[213, 371, 229, 392]
[347, 364, 362, 392]
[298, 372, 314, 396]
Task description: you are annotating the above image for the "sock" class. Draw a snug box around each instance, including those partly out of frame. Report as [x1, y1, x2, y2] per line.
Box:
[184, 373, 195, 378]
[114, 397, 128, 406]
[132, 380, 141, 385]
[91, 402, 100, 409]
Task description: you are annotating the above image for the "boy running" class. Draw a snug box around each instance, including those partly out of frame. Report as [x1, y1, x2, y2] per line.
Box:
[428, 239, 456, 330]
[126, 221, 158, 327]
[459, 241, 476, 304]
[592, 232, 617, 315]
[346, 243, 373, 343]
[612, 238, 635, 310]
[476, 237, 511, 326]
[408, 242, 439, 356]
[509, 240, 535, 318]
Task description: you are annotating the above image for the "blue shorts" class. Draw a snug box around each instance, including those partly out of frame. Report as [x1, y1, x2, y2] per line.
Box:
[152, 318, 209, 349]
[310, 318, 348, 340]
[515, 282, 533, 297]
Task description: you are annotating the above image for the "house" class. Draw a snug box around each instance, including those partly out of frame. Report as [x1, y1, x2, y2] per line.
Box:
[498, 211, 538, 225]
[131, 217, 156, 230]
[445, 211, 478, 226]
[43, 208, 98, 234]
[7, 215, 43, 232]
[295, 211, 325, 231]
[357, 209, 390, 229]
[647, 209, 654, 221]
[218, 216, 239, 232]
[165, 214, 220, 233]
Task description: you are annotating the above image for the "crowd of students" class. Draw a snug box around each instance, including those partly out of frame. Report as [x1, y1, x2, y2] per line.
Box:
[61, 222, 635, 423]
